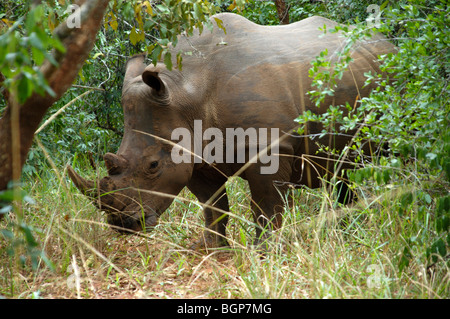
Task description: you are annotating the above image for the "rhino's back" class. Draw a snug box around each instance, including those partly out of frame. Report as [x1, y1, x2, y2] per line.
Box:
[170, 13, 394, 138]
[176, 13, 344, 68]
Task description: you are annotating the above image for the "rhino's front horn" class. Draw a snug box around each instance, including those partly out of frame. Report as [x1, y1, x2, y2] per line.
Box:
[67, 165, 96, 197]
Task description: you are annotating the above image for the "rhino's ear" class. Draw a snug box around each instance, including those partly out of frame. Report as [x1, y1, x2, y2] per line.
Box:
[142, 67, 166, 96]
[124, 54, 147, 85]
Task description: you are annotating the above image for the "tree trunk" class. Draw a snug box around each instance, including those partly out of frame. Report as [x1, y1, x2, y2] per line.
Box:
[274, 0, 289, 25]
[0, 0, 110, 212]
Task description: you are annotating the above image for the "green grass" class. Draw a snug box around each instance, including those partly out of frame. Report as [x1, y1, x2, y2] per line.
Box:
[0, 162, 449, 299]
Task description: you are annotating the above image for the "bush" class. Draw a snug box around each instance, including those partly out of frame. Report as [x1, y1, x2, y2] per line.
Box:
[296, 0, 449, 270]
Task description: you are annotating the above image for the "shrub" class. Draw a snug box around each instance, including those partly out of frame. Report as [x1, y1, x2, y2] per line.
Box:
[296, 0, 449, 271]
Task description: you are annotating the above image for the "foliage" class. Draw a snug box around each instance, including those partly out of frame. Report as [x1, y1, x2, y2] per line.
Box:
[229, 0, 323, 25]
[1, 0, 449, 298]
[1, 171, 449, 298]
[321, 0, 387, 24]
[0, 184, 54, 274]
[232, 0, 386, 26]
[239, 0, 280, 25]
[0, 4, 64, 104]
[105, 0, 221, 69]
[296, 0, 450, 270]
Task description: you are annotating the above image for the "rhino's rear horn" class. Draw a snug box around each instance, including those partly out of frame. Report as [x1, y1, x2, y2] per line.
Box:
[104, 153, 128, 175]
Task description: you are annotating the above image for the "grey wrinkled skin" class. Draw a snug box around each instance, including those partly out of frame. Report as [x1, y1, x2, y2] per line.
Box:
[68, 13, 396, 249]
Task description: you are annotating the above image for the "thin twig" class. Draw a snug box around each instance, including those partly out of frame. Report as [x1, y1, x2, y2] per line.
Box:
[35, 89, 94, 135]
[72, 85, 105, 91]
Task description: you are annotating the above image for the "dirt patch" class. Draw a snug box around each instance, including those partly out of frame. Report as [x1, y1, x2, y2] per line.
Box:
[23, 235, 242, 299]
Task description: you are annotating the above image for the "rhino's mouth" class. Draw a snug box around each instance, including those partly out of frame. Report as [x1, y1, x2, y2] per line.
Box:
[106, 203, 159, 234]
[67, 165, 160, 233]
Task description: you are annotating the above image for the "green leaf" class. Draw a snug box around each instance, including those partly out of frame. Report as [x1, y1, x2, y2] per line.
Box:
[19, 223, 38, 248]
[129, 27, 139, 46]
[29, 32, 44, 50]
[92, 52, 104, 60]
[17, 76, 32, 103]
[436, 238, 447, 258]
[148, 44, 163, 65]
[78, 68, 85, 82]
[442, 216, 450, 232]
[400, 191, 414, 209]
[214, 18, 226, 34]
[176, 52, 183, 71]
[109, 11, 118, 31]
[380, 0, 389, 10]
[398, 247, 410, 272]
[164, 51, 172, 71]
[0, 205, 13, 215]
[193, 3, 203, 20]
[32, 47, 45, 65]
[375, 170, 382, 185]
[425, 152, 437, 161]
[423, 193, 432, 204]
[0, 229, 14, 239]
[382, 169, 391, 184]
[50, 36, 65, 54]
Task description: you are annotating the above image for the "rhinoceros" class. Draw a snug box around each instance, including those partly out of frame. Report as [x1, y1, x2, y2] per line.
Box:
[68, 13, 395, 248]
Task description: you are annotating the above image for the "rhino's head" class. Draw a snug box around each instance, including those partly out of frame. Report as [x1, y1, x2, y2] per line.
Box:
[68, 54, 195, 233]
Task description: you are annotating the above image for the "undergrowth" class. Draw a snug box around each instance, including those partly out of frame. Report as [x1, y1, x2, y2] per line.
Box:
[1, 161, 448, 298]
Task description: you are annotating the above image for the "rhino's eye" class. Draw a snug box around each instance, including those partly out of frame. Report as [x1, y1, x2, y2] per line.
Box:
[149, 161, 159, 169]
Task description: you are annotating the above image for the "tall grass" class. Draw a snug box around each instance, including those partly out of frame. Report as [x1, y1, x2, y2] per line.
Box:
[0, 159, 449, 298]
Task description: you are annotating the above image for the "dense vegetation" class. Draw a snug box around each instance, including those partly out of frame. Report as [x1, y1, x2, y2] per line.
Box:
[0, 0, 448, 298]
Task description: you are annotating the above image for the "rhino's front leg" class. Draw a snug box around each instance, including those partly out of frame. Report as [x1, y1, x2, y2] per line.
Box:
[187, 170, 230, 251]
[245, 156, 292, 248]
